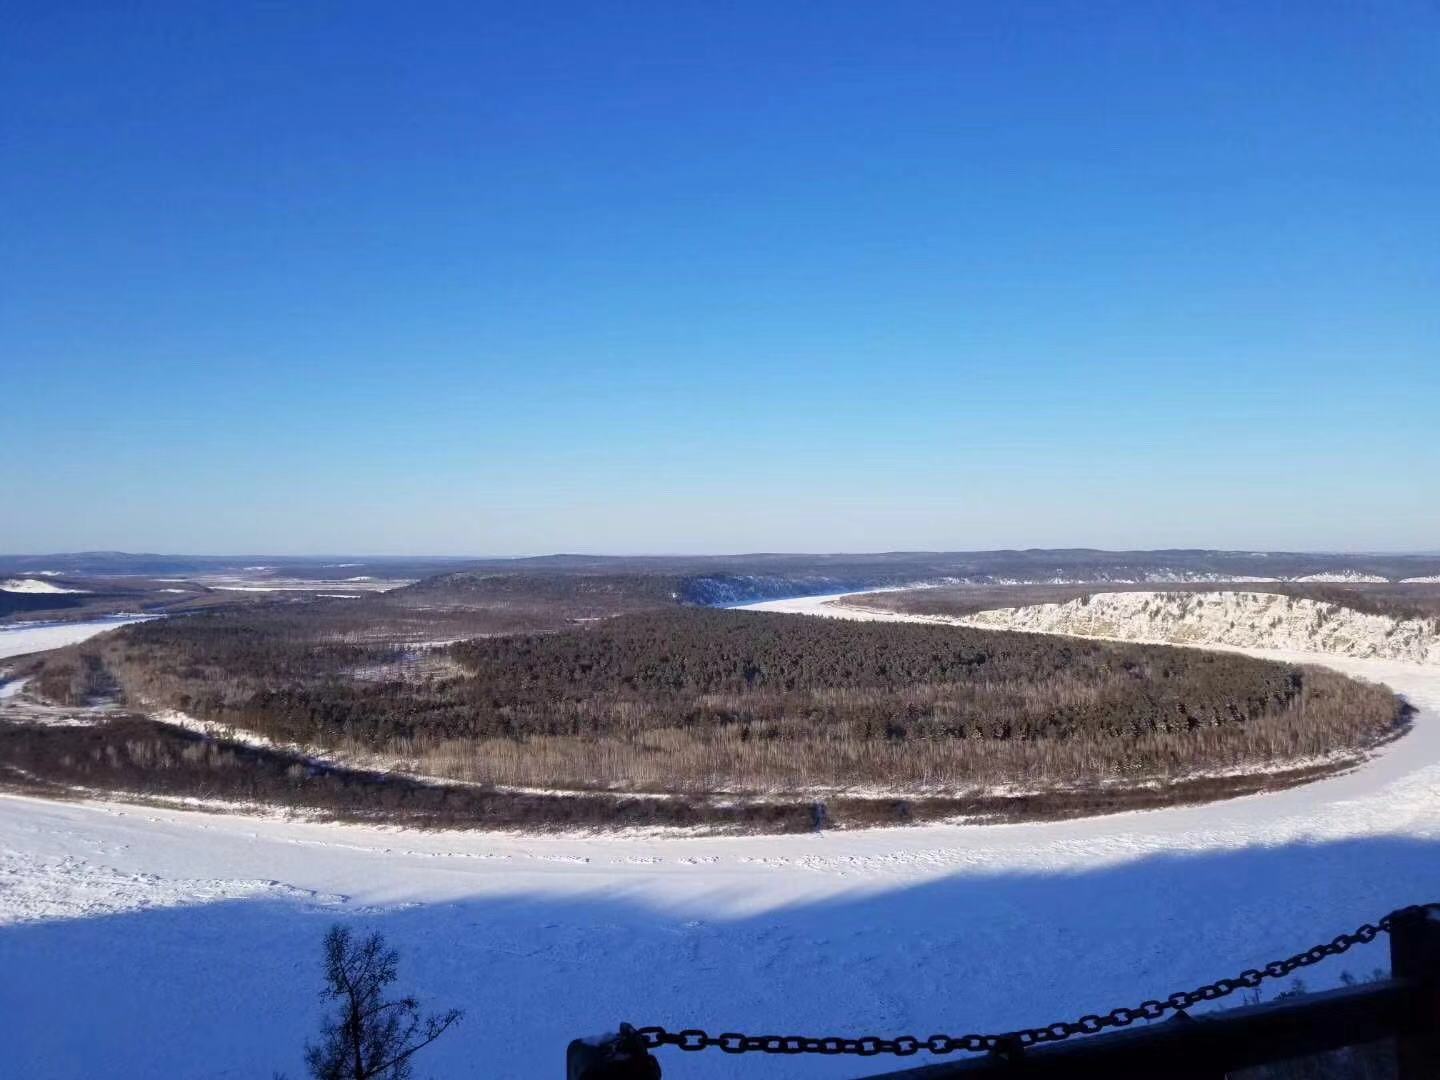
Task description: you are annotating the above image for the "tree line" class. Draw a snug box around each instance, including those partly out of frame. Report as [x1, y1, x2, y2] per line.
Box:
[47, 607, 1403, 799]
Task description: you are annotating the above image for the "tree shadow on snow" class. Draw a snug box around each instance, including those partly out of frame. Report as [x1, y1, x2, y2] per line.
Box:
[2, 834, 1438, 1079]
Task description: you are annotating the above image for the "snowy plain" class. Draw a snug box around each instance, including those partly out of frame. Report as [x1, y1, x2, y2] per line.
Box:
[2, 602, 1440, 1078]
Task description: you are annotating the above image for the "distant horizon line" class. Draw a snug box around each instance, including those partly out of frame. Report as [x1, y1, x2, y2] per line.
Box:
[5, 547, 1440, 560]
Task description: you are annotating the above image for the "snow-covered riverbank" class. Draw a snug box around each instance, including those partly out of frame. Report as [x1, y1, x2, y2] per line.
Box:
[0, 615, 155, 663]
[961, 590, 1440, 664]
[757, 589, 1440, 664]
[2, 603, 1439, 1078]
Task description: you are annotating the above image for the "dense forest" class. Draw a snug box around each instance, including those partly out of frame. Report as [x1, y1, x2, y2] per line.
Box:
[54, 607, 1402, 802]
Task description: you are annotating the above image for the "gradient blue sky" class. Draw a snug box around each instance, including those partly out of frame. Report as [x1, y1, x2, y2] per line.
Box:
[3, 2, 1436, 555]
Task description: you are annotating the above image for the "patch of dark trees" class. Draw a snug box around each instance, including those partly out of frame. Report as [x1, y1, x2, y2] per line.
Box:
[89, 607, 1346, 746]
[0, 717, 814, 831]
[0, 714, 1373, 832]
[9, 605, 1404, 827]
[88, 610, 1398, 771]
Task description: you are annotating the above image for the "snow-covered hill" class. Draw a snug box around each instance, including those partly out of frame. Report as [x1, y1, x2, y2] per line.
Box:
[1, 578, 88, 594]
[950, 591, 1440, 665]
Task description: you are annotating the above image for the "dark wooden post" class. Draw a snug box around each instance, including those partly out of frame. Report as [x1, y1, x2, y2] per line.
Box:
[1391, 906, 1440, 1079]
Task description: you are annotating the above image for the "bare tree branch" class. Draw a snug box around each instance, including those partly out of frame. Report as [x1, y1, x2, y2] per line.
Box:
[305, 925, 463, 1080]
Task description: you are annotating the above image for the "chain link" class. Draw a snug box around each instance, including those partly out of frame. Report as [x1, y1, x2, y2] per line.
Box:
[635, 902, 1437, 1059]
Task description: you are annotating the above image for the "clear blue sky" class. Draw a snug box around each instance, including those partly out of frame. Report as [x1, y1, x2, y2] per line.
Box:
[3, 2, 1436, 555]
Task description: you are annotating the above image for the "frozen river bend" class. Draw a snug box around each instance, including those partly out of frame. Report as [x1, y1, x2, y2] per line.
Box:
[3, 607, 1440, 1078]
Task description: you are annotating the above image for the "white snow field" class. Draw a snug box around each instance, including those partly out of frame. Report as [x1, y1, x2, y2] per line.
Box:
[0, 578, 89, 594]
[3, 602, 1440, 1078]
[0, 615, 155, 662]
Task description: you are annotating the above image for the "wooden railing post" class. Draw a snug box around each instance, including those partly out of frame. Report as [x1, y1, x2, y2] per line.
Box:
[567, 1024, 662, 1080]
[1391, 906, 1440, 1079]
[608, 903, 1440, 1079]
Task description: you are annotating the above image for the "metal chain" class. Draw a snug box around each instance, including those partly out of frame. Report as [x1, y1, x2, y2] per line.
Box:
[635, 902, 1437, 1059]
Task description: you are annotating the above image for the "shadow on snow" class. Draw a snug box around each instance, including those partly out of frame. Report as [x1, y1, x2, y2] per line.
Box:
[3, 834, 1439, 1079]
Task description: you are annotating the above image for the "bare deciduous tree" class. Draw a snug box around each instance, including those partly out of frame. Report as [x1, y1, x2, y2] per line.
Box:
[305, 925, 461, 1080]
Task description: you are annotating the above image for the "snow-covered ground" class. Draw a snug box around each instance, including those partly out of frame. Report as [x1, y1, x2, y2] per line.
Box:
[201, 576, 411, 593]
[1291, 571, 1391, 584]
[3, 604, 1440, 1078]
[1, 578, 89, 594]
[776, 588, 1440, 665]
[948, 590, 1440, 665]
[0, 615, 155, 663]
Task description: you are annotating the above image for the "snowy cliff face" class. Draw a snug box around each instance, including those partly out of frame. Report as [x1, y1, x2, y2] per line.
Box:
[955, 591, 1440, 665]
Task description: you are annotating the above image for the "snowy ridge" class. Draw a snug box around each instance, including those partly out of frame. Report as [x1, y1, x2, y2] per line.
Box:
[678, 569, 1361, 606]
[1291, 571, 1390, 584]
[682, 568, 1427, 604]
[948, 591, 1440, 665]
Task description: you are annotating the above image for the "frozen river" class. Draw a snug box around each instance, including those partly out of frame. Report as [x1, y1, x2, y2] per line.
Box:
[1, 601, 1438, 1078]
